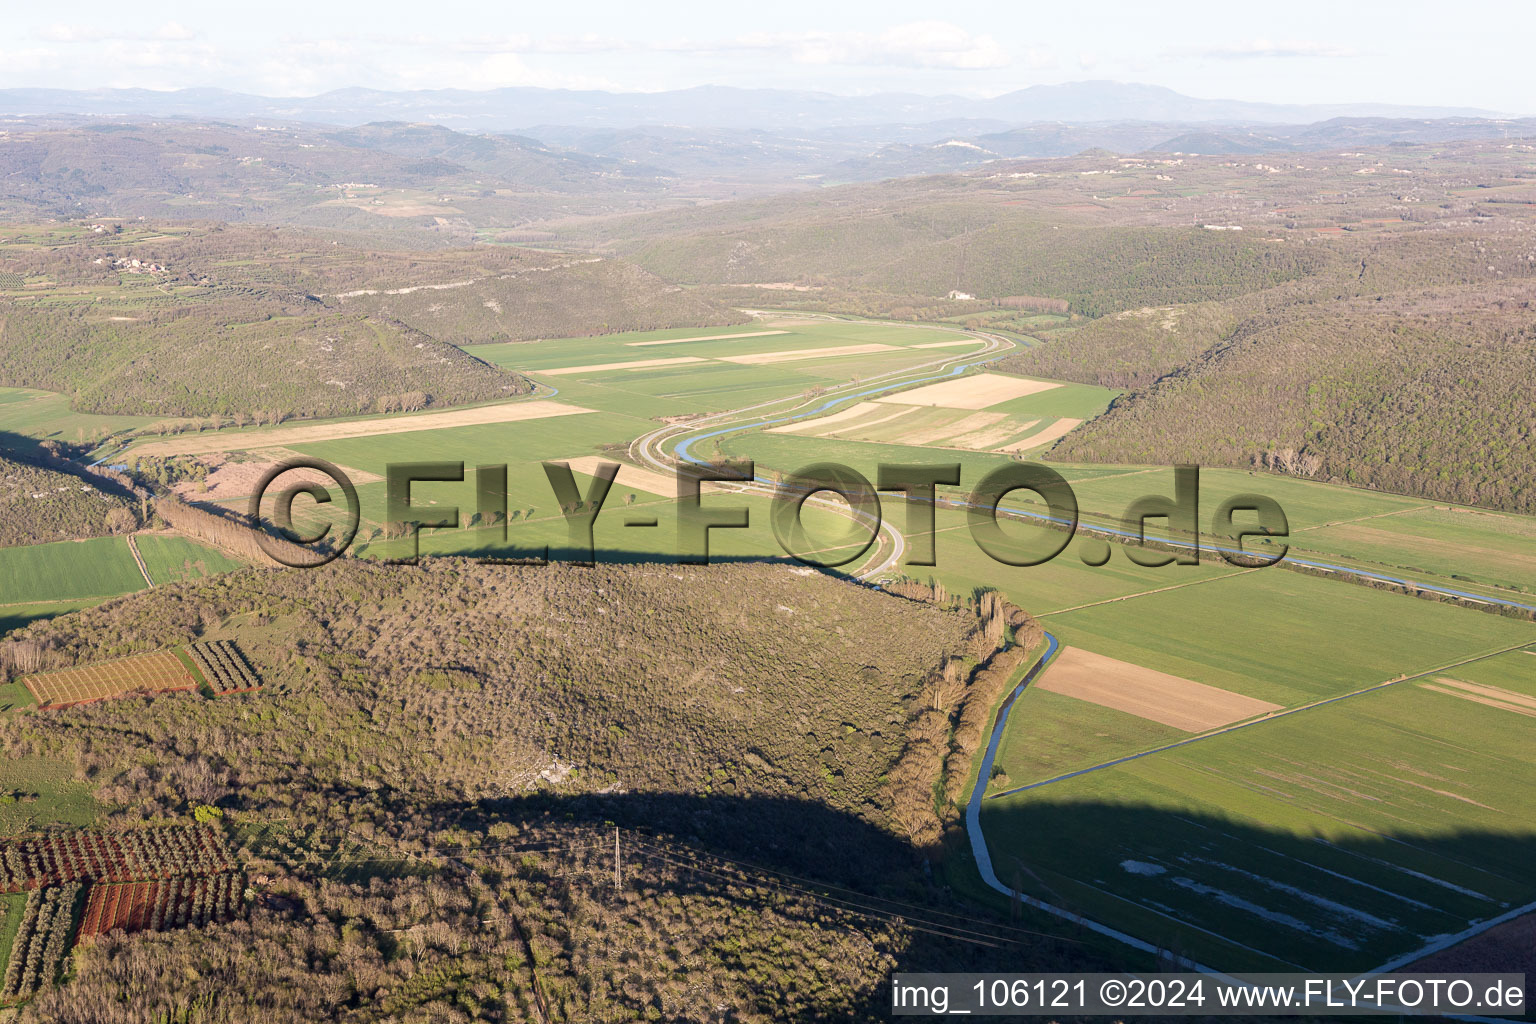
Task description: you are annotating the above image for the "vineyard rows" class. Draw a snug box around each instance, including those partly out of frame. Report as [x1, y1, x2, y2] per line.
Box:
[0, 826, 235, 893]
[185, 639, 261, 694]
[0, 882, 81, 1001]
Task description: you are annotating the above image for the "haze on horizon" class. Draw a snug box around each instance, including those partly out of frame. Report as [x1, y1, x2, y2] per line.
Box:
[2, 0, 1533, 116]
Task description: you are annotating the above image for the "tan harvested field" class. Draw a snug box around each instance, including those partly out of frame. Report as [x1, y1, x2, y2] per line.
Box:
[24, 650, 196, 708]
[823, 405, 916, 436]
[912, 339, 985, 349]
[949, 420, 1037, 449]
[562, 456, 724, 499]
[133, 401, 594, 457]
[766, 402, 884, 434]
[875, 373, 1061, 409]
[1036, 646, 1283, 732]
[172, 449, 384, 503]
[539, 357, 706, 375]
[995, 417, 1083, 452]
[626, 330, 791, 347]
[719, 343, 895, 365]
[891, 412, 1005, 447]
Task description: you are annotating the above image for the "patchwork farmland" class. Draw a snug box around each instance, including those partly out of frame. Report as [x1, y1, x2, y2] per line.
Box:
[0, 306, 1532, 1001]
[677, 324, 1536, 975]
[0, 827, 243, 1002]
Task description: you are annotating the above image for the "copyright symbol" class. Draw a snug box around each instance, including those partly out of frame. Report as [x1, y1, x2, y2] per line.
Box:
[1100, 979, 1127, 1007]
[246, 457, 360, 568]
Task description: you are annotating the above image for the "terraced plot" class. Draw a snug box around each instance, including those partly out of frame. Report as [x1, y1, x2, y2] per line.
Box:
[23, 650, 196, 708]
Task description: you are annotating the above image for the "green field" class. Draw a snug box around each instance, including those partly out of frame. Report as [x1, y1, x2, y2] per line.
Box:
[1040, 568, 1535, 707]
[134, 535, 246, 586]
[0, 892, 25, 986]
[0, 756, 99, 834]
[981, 646, 1536, 971]
[0, 387, 154, 457]
[0, 598, 102, 641]
[472, 319, 981, 416]
[0, 536, 242, 638]
[1287, 504, 1536, 596]
[0, 536, 145, 605]
[969, 541, 1535, 793]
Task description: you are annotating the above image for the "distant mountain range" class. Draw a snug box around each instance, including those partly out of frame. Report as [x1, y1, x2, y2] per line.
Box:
[0, 81, 1512, 132]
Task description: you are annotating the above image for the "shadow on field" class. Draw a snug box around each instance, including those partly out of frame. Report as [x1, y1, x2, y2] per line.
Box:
[978, 798, 1536, 975]
[390, 788, 1535, 1012]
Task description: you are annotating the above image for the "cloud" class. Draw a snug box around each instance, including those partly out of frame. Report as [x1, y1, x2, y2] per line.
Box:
[35, 21, 198, 44]
[689, 21, 1012, 70]
[10, 19, 1022, 93]
[154, 23, 198, 42]
[1169, 38, 1358, 60]
[35, 24, 110, 43]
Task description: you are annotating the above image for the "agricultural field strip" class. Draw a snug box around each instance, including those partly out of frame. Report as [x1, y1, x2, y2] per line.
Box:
[625, 330, 790, 347]
[539, 357, 705, 375]
[959, 632, 1239, 973]
[1037, 568, 1263, 617]
[997, 417, 1082, 452]
[1290, 504, 1438, 533]
[719, 343, 897, 365]
[129, 400, 594, 457]
[988, 638, 1536, 800]
[873, 372, 1061, 409]
[966, 635, 1536, 977]
[1037, 645, 1283, 732]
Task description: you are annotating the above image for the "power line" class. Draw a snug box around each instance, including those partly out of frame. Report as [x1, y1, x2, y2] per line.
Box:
[626, 832, 1081, 945]
[625, 836, 1080, 950]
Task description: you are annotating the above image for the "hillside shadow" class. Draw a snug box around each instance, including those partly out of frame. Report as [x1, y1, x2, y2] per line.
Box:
[400, 790, 1117, 1016]
[977, 798, 1536, 977]
[398, 790, 1536, 990]
[0, 427, 53, 461]
[373, 544, 869, 582]
[0, 428, 140, 500]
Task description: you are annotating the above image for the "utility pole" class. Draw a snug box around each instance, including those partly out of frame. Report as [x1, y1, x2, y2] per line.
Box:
[614, 827, 621, 892]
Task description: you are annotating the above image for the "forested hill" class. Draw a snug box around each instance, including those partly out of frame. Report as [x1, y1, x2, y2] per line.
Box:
[1040, 291, 1536, 512]
[576, 145, 1536, 512]
[0, 560, 1073, 1019]
[0, 223, 741, 421]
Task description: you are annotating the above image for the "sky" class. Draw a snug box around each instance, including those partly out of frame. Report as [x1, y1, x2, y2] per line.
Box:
[2, 1, 1532, 114]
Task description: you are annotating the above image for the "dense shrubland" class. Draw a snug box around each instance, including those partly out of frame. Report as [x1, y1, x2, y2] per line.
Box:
[1048, 293, 1536, 513]
[0, 223, 739, 420]
[0, 561, 1078, 1019]
[0, 299, 529, 420]
[995, 301, 1234, 388]
[0, 454, 140, 547]
[0, 561, 986, 824]
[18, 814, 1089, 1024]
